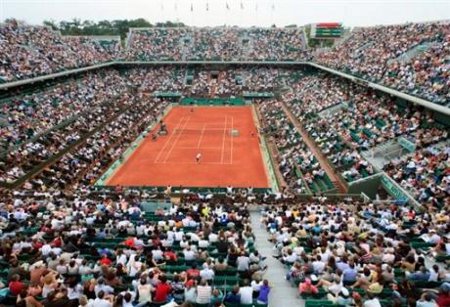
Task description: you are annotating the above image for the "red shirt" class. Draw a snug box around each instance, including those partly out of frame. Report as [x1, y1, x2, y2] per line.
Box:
[9, 281, 24, 296]
[164, 251, 177, 261]
[186, 268, 200, 279]
[52, 237, 62, 247]
[100, 257, 112, 266]
[125, 238, 135, 247]
[437, 293, 450, 307]
[153, 283, 171, 302]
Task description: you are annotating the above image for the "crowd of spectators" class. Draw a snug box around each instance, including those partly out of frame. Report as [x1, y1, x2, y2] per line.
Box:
[0, 20, 119, 82]
[1, 65, 447, 200]
[282, 73, 348, 116]
[263, 198, 450, 307]
[124, 27, 308, 62]
[0, 70, 131, 184]
[384, 142, 449, 208]
[285, 73, 446, 151]
[315, 22, 450, 105]
[22, 97, 168, 192]
[2, 20, 448, 109]
[0, 67, 299, 190]
[1, 18, 450, 307]
[243, 28, 309, 61]
[304, 116, 374, 183]
[0, 189, 271, 307]
[1, 70, 127, 148]
[257, 100, 307, 194]
[187, 69, 277, 98]
[0, 67, 282, 188]
[257, 100, 334, 194]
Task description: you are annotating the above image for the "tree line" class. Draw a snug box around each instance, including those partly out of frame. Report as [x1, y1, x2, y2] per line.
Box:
[43, 19, 185, 39]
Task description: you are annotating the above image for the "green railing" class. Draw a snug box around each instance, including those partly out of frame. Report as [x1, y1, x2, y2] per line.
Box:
[180, 97, 246, 106]
[95, 184, 272, 194]
[260, 136, 281, 193]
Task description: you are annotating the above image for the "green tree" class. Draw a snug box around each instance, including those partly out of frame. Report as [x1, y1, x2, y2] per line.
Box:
[43, 19, 185, 39]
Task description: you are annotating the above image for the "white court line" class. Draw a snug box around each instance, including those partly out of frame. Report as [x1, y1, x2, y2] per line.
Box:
[157, 161, 231, 165]
[176, 127, 228, 131]
[162, 116, 191, 163]
[153, 116, 186, 163]
[220, 116, 228, 164]
[229, 116, 234, 165]
[178, 146, 224, 150]
[197, 124, 206, 148]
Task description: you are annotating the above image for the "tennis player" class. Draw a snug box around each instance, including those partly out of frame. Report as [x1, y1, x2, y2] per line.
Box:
[196, 152, 202, 164]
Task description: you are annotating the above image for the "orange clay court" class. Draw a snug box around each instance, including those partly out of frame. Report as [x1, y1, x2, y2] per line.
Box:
[106, 106, 270, 188]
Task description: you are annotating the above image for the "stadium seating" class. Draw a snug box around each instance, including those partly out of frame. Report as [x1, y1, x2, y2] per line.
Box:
[258, 100, 335, 194]
[0, 20, 119, 82]
[315, 21, 450, 105]
[0, 20, 449, 307]
[262, 199, 450, 307]
[124, 27, 309, 62]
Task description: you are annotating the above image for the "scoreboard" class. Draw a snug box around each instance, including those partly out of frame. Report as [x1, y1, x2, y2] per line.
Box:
[311, 22, 343, 38]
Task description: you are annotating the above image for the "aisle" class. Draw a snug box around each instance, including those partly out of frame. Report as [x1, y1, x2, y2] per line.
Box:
[250, 211, 304, 307]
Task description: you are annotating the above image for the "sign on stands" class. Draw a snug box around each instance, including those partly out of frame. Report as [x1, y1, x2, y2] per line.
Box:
[152, 91, 182, 98]
[381, 175, 409, 205]
[141, 200, 172, 212]
[243, 92, 275, 99]
[398, 137, 416, 153]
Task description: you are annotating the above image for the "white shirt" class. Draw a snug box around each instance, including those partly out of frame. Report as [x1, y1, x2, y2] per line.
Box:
[428, 270, 439, 282]
[208, 233, 218, 243]
[41, 244, 52, 256]
[239, 286, 253, 304]
[200, 268, 215, 280]
[184, 250, 196, 261]
[363, 298, 382, 307]
[67, 284, 83, 300]
[251, 280, 263, 292]
[198, 240, 209, 248]
[174, 231, 184, 241]
[94, 284, 114, 296]
[92, 298, 112, 307]
[312, 260, 325, 274]
[152, 250, 164, 261]
[116, 254, 128, 266]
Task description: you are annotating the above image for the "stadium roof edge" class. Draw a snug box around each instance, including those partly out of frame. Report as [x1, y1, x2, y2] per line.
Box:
[128, 26, 305, 31]
[61, 35, 121, 40]
[1, 60, 448, 116]
[0, 62, 114, 90]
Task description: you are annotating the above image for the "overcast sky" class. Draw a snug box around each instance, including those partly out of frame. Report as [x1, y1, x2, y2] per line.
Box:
[1, 0, 449, 27]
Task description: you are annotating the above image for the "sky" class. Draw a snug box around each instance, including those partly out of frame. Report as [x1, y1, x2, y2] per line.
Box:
[1, 0, 449, 28]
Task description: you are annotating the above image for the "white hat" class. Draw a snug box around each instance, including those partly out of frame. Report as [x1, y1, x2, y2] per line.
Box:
[341, 288, 349, 297]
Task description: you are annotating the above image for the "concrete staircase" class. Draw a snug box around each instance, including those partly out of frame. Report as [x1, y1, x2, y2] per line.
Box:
[250, 211, 303, 307]
[241, 35, 254, 60]
[180, 34, 193, 61]
[318, 102, 347, 118]
[362, 140, 406, 170]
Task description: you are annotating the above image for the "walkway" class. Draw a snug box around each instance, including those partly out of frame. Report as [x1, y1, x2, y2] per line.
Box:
[280, 101, 348, 193]
[250, 210, 303, 307]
